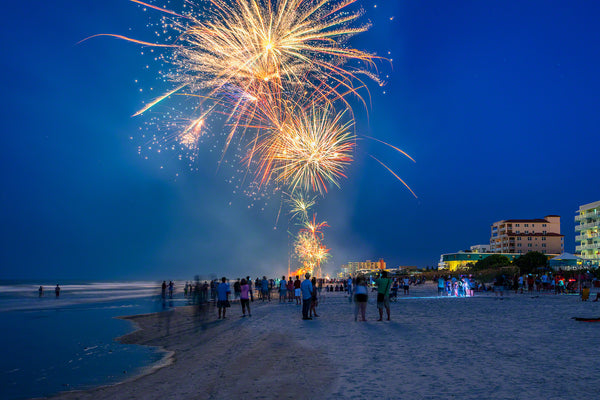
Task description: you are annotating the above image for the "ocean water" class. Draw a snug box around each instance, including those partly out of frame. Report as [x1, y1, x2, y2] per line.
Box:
[0, 281, 187, 400]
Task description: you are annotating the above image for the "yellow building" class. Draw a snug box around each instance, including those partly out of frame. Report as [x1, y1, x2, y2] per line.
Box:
[438, 252, 518, 271]
[490, 215, 564, 255]
[575, 200, 600, 267]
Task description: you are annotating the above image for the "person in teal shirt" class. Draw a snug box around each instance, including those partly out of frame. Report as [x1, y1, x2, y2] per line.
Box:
[375, 271, 392, 321]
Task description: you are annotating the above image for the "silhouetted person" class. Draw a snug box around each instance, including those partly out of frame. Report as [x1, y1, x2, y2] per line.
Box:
[55, 284, 60, 298]
[38, 286, 43, 297]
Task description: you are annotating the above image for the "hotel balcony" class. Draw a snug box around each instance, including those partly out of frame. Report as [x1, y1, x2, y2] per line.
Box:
[576, 233, 600, 242]
[575, 221, 600, 231]
[576, 243, 600, 252]
[575, 212, 599, 222]
[579, 253, 600, 261]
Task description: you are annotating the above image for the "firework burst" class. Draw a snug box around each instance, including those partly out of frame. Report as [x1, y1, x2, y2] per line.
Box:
[252, 102, 355, 194]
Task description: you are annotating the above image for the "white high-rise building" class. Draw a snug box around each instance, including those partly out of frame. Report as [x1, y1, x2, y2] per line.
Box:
[575, 200, 600, 267]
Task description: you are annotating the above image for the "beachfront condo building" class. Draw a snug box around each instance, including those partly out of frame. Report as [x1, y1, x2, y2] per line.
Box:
[490, 215, 564, 255]
[575, 200, 600, 267]
[340, 259, 386, 276]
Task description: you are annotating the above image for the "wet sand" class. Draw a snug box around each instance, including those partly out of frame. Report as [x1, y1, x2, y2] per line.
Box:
[48, 302, 335, 400]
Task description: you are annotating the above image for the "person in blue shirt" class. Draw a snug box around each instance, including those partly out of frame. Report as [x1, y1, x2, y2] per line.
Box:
[300, 273, 313, 320]
[438, 277, 445, 296]
[217, 277, 231, 319]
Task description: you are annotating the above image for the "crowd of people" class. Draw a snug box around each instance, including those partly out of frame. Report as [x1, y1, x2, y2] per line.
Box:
[169, 271, 403, 322]
[160, 270, 600, 322]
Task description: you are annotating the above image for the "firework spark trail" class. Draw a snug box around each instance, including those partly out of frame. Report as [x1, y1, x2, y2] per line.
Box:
[76, 34, 179, 48]
[369, 155, 417, 198]
[363, 135, 416, 163]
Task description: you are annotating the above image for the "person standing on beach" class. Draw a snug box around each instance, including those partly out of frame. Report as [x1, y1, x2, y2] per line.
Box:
[217, 277, 231, 319]
[233, 279, 241, 302]
[279, 276, 287, 303]
[287, 277, 294, 302]
[261, 276, 270, 302]
[161, 281, 167, 299]
[376, 271, 391, 321]
[38, 286, 44, 297]
[294, 276, 302, 305]
[494, 274, 505, 298]
[347, 276, 353, 303]
[169, 281, 174, 298]
[354, 276, 368, 321]
[402, 276, 410, 295]
[240, 278, 251, 316]
[309, 277, 319, 317]
[55, 284, 61, 298]
[438, 277, 445, 296]
[300, 273, 313, 320]
[246, 276, 254, 302]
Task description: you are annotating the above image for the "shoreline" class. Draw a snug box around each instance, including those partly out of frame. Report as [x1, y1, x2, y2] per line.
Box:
[46, 301, 335, 400]
[41, 309, 181, 400]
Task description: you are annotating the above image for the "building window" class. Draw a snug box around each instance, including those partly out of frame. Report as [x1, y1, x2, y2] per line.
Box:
[528, 237, 532, 241]
[517, 244, 521, 247]
[542, 237, 546, 241]
[532, 224, 535, 227]
[528, 244, 532, 247]
[543, 224, 547, 227]
[525, 224, 529, 227]
[543, 231, 547, 234]
[517, 237, 521, 241]
[542, 244, 546, 248]
[516, 224, 520, 227]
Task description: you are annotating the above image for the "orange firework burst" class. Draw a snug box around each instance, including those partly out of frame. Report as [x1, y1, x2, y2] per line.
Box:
[251, 102, 355, 194]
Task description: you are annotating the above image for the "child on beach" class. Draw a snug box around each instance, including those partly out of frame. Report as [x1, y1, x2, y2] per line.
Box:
[581, 285, 590, 301]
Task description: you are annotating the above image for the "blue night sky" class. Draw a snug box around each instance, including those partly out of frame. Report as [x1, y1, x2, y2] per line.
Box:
[1, 0, 599, 280]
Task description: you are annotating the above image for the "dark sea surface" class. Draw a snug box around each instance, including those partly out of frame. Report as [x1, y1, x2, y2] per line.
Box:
[0, 281, 188, 400]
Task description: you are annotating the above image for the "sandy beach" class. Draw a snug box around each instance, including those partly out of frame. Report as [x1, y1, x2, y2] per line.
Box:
[47, 283, 600, 400]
